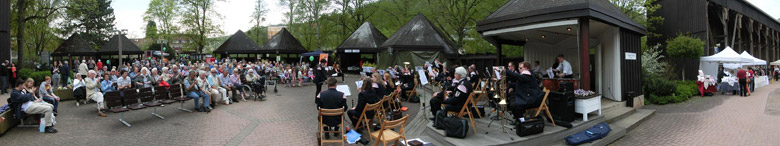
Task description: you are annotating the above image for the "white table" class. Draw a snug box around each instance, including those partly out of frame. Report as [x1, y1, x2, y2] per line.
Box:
[574, 95, 601, 121]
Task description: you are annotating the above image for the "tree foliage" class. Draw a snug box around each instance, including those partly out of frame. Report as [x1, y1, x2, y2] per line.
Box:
[61, 0, 117, 49]
[11, 0, 65, 66]
[144, 0, 180, 41]
[145, 21, 158, 40]
[666, 34, 704, 59]
[610, 0, 663, 38]
[179, 0, 223, 53]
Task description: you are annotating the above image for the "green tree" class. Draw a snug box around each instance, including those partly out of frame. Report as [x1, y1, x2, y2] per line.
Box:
[296, 0, 331, 50]
[279, 0, 298, 30]
[180, 0, 223, 53]
[610, 0, 663, 38]
[11, 0, 64, 66]
[250, 0, 268, 45]
[666, 34, 704, 80]
[246, 26, 268, 45]
[61, 0, 117, 49]
[144, 0, 180, 42]
[145, 21, 158, 40]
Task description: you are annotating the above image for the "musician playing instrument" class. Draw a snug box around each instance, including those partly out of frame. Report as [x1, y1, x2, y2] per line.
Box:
[429, 67, 471, 116]
[505, 62, 544, 123]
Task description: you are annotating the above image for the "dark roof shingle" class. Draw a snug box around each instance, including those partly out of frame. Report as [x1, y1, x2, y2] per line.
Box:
[98, 35, 143, 55]
[336, 22, 388, 52]
[258, 28, 306, 54]
[53, 33, 96, 56]
[380, 13, 458, 55]
[214, 30, 261, 54]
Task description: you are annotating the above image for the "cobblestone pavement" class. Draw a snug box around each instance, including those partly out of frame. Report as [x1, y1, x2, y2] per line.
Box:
[0, 74, 419, 146]
[611, 82, 780, 146]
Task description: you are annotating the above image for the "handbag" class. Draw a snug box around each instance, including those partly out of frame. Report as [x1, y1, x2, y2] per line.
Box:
[515, 116, 545, 137]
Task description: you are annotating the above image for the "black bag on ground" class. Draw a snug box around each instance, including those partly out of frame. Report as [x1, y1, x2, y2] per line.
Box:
[470, 105, 485, 118]
[434, 110, 447, 129]
[565, 122, 611, 145]
[388, 110, 403, 120]
[408, 95, 420, 103]
[443, 117, 469, 138]
[515, 116, 545, 137]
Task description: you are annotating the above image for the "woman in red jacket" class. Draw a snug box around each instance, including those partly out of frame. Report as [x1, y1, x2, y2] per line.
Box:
[737, 68, 748, 97]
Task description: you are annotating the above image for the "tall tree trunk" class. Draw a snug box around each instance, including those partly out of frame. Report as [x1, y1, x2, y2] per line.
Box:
[15, 0, 26, 67]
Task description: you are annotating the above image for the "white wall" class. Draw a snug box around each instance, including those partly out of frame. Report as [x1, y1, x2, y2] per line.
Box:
[523, 37, 580, 74]
[598, 26, 622, 101]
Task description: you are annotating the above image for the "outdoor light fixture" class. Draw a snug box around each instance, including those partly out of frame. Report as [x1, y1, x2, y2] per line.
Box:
[567, 27, 572, 31]
[525, 38, 529, 41]
[541, 35, 545, 39]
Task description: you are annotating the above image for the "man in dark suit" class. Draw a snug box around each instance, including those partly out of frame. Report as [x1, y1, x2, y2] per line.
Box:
[399, 68, 415, 100]
[347, 78, 378, 128]
[313, 59, 327, 99]
[429, 67, 471, 116]
[507, 62, 544, 122]
[315, 78, 346, 139]
[0, 60, 7, 94]
[61, 61, 70, 87]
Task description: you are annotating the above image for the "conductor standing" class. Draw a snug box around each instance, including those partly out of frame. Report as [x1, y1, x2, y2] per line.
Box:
[314, 59, 327, 99]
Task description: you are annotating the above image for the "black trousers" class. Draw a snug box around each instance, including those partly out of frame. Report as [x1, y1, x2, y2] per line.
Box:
[739, 78, 747, 96]
[429, 93, 461, 116]
[315, 82, 323, 97]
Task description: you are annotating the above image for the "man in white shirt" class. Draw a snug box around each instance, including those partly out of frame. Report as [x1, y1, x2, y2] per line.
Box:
[554, 54, 573, 78]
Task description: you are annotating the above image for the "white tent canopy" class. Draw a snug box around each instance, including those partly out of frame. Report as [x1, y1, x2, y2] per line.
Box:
[772, 60, 780, 65]
[723, 51, 767, 69]
[699, 47, 751, 63]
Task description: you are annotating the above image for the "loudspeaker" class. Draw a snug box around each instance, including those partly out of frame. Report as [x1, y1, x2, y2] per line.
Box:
[547, 91, 575, 122]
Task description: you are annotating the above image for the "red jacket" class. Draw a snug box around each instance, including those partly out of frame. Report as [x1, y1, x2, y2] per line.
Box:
[748, 70, 754, 78]
[96, 61, 103, 70]
[737, 69, 747, 79]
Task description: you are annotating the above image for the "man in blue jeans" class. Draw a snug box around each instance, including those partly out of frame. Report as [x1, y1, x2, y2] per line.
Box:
[183, 70, 211, 112]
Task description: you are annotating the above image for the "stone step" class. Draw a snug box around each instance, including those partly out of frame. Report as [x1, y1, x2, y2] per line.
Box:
[603, 106, 636, 123]
[612, 108, 656, 132]
[600, 99, 624, 112]
[547, 125, 627, 146]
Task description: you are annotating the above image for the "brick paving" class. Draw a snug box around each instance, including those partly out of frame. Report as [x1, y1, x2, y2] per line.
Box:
[0, 74, 420, 146]
[611, 82, 780, 146]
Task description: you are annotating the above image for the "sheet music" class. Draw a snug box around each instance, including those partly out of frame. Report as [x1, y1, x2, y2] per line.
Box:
[335, 85, 351, 97]
[547, 68, 554, 78]
[355, 81, 363, 89]
[493, 67, 502, 80]
[417, 70, 429, 85]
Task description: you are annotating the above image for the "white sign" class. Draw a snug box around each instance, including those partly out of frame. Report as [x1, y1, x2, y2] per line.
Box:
[625, 52, 637, 60]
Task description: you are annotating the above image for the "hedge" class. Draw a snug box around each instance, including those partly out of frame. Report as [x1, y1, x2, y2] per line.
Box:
[646, 80, 698, 105]
[18, 69, 52, 86]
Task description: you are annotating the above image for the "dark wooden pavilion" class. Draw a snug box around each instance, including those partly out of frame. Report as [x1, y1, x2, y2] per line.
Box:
[98, 35, 144, 66]
[336, 22, 388, 71]
[213, 30, 261, 61]
[378, 13, 459, 68]
[52, 33, 97, 62]
[258, 28, 307, 62]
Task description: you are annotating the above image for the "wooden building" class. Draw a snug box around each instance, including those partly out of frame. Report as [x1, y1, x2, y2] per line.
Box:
[213, 30, 262, 61]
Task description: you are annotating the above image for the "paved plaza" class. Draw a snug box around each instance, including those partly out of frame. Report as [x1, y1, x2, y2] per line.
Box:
[611, 82, 780, 146]
[0, 75, 419, 146]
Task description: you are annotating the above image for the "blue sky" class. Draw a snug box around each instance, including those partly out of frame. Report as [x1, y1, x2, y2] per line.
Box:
[110, 0, 780, 38]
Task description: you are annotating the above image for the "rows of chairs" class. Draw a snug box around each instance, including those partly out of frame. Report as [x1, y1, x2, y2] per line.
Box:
[104, 84, 192, 127]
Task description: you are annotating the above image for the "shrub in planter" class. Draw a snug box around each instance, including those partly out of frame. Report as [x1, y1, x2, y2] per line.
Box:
[18, 69, 52, 85]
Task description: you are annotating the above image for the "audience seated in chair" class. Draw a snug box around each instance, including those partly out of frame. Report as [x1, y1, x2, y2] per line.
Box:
[316, 78, 347, 139]
[8, 79, 57, 133]
[183, 70, 211, 112]
[86, 70, 107, 117]
[38, 76, 60, 116]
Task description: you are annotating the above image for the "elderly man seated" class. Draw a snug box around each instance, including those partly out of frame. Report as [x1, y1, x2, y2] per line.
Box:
[429, 67, 471, 116]
[86, 70, 107, 117]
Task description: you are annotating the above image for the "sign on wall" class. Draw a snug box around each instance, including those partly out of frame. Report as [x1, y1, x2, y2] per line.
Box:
[625, 52, 637, 60]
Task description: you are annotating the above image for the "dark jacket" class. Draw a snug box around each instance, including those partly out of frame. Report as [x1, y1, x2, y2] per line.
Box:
[506, 71, 543, 108]
[374, 84, 386, 97]
[317, 88, 347, 126]
[0, 64, 6, 76]
[313, 64, 326, 83]
[444, 78, 471, 108]
[400, 73, 414, 89]
[8, 89, 35, 119]
[61, 64, 70, 77]
[355, 89, 379, 118]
